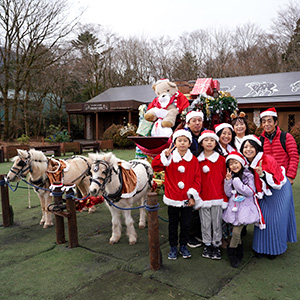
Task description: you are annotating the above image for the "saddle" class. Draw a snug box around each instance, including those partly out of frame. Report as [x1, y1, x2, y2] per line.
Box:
[46, 158, 68, 185]
[118, 162, 137, 196]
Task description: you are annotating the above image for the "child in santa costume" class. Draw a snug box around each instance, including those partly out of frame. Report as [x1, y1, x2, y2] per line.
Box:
[152, 129, 202, 260]
[223, 151, 265, 268]
[197, 130, 227, 260]
[240, 135, 297, 259]
[215, 123, 236, 157]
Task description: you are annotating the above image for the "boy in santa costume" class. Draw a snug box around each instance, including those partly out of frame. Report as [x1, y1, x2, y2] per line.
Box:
[197, 130, 228, 260]
[151, 129, 202, 260]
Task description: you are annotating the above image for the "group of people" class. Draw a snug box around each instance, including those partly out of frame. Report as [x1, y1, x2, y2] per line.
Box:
[151, 107, 299, 268]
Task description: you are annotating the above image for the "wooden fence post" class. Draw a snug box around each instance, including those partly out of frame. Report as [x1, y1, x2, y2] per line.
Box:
[147, 192, 160, 271]
[65, 184, 78, 248]
[0, 174, 12, 227]
[52, 182, 66, 244]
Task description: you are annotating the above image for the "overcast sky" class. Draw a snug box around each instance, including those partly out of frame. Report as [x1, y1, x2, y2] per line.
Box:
[69, 0, 293, 38]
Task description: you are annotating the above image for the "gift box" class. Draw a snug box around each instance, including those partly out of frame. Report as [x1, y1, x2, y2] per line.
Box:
[136, 118, 153, 136]
[212, 80, 220, 90]
[190, 78, 213, 96]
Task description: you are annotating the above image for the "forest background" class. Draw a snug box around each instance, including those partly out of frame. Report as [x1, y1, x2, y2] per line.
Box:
[0, 0, 300, 141]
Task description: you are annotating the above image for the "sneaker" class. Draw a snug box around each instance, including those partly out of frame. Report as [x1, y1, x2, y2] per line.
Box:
[179, 245, 192, 259]
[168, 246, 178, 260]
[211, 246, 221, 260]
[187, 236, 203, 248]
[202, 245, 213, 259]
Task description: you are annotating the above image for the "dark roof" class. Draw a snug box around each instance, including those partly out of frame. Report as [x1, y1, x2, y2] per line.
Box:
[87, 85, 155, 104]
[86, 71, 300, 106]
[217, 71, 300, 104]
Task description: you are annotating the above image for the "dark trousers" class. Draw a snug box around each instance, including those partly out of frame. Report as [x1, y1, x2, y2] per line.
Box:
[168, 206, 193, 247]
[189, 209, 202, 240]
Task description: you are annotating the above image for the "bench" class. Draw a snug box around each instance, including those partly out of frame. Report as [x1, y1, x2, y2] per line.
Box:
[4, 145, 30, 161]
[34, 145, 61, 156]
[80, 142, 100, 153]
[60, 142, 81, 156]
[99, 140, 113, 151]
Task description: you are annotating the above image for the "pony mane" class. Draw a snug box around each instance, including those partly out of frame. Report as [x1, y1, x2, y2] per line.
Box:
[89, 152, 122, 166]
[29, 148, 48, 171]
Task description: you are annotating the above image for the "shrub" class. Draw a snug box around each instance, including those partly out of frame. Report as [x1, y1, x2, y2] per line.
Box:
[254, 126, 264, 137]
[290, 122, 300, 154]
[103, 124, 122, 140]
[247, 120, 257, 134]
[45, 125, 70, 143]
[113, 124, 137, 148]
[17, 134, 30, 144]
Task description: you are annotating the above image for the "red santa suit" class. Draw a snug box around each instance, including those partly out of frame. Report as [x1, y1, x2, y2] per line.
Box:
[147, 91, 190, 113]
[151, 148, 201, 208]
[197, 151, 228, 208]
[248, 152, 287, 198]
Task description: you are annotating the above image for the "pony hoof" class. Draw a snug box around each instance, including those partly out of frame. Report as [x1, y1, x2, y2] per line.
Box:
[129, 240, 136, 245]
[139, 225, 145, 229]
[43, 223, 53, 229]
[39, 221, 45, 225]
[88, 206, 96, 214]
[109, 239, 119, 244]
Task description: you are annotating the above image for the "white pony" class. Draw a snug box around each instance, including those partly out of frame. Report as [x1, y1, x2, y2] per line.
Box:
[7, 149, 92, 228]
[88, 152, 153, 245]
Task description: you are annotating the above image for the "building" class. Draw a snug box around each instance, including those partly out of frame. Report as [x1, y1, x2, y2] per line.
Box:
[65, 71, 300, 139]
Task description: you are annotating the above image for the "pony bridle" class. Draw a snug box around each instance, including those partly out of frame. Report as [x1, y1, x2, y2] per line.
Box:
[9, 153, 32, 178]
[90, 160, 116, 192]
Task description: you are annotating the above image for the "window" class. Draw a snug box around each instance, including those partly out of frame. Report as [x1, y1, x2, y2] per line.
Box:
[288, 114, 295, 132]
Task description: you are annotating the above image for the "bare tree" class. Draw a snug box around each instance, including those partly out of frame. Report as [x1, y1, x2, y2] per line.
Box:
[0, 0, 77, 139]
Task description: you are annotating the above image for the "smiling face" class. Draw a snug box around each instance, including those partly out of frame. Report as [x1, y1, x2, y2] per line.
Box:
[261, 116, 277, 135]
[187, 116, 203, 135]
[228, 159, 242, 174]
[242, 141, 257, 162]
[174, 136, 191, 155]
[233, 119, 247, 138]
[219, 127, 232, 147]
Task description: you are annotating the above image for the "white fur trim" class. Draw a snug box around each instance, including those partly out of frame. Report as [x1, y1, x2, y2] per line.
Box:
[201, 199, 224, 208]
[264, 166, 287, 190]
[173, 148, 193, 163]
[249, 152, 263, 169]
[186, 111, 204, 123]
[198, 131, 219, 143]
[241, 135, 262, 148]
[232, 206, 237, 212]
[178, 181, 185, 189]
[163, 195, 187, 207]
[197, 151, 219, 163]
[222, 201, 228, 209]
[160, 149, 172, 166]
[187, 188, 201, 202]
[214, 123, 233, 134]
[202, 165, 210, 173]
[260, 110, 277, 118]
[226, 153, 246, 167]
[178, 165, 185, 173]
[172, 129, 192, 143]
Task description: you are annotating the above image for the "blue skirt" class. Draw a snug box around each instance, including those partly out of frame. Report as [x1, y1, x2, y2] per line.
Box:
[252, 180, 297, 255]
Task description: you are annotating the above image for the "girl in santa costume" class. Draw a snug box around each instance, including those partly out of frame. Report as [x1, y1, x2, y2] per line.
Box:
[223, 151, 265, 268]
[214, 123, 236, 157]
[151, 129, 202, 260]
[240, 135, 297, 259]
[197, 130, 227, 260]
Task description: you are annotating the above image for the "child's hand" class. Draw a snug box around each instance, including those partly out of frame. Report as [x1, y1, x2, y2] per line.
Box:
[254, 160, 263, 177]
[187, 198, 195, 207]
[165, 143, 176, 158]
[226, 168, 232, 180]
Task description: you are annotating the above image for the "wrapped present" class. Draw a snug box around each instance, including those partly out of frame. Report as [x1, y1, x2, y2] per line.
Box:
[212, 80, 220, 90]
[190, 78, 213, 96]
[136, 118, 153, 136]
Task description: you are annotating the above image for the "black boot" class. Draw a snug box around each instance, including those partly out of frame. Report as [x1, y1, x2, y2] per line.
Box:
[236, 243, 244, 261]
[227, 247, 240, 268]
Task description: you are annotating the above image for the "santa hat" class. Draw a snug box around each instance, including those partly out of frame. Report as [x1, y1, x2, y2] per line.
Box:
[240, 134, 262, 148]
[260, 107, 277, 118]
[172, 129, 192, 143]
[214, 123, 233, 134]
[226, 151, 247, 167]
[186, 110, 204, 123]
[198, 130, 219, 143]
